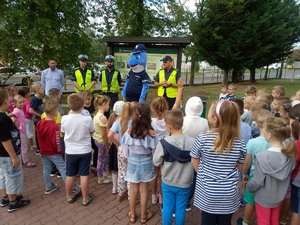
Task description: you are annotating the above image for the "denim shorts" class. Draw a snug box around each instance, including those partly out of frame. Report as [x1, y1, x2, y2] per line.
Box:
[291, 184, 300, 214]
[0, 156, 23, 195]
[66, 153, 91, 176]
[125, 153, 156, 183]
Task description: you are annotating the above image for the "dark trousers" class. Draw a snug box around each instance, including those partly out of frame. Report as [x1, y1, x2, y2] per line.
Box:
[91, 138, 98, 168]
[164, 96, 176, 110]
[201, 211, 232, 225]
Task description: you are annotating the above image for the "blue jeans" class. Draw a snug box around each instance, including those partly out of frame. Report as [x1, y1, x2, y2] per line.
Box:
[42, 154, 66, 190]
[162, 182, 191, 225]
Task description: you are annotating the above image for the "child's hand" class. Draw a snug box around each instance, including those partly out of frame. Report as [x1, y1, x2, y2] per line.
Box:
[242, 174, 248, 184]
[11, 157, 20, 167]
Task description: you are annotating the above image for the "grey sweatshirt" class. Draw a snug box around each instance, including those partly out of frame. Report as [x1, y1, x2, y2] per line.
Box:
[153, 135, 194, 188]
[247, 148, 295, 208]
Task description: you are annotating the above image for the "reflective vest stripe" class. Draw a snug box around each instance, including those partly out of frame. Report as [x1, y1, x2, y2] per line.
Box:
[74, 69, 94, 93]
[101, 70, 120, 93]
[157, 69, 178, 98]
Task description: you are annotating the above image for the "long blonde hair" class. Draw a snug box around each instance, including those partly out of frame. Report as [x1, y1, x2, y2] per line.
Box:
[120, 102, 137, 135]
[264, 117, 297, 158]
[211, 100, 240, 153]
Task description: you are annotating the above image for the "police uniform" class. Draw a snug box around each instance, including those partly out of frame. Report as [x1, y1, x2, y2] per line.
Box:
[99, 68, 122, 108]
[71, 67, 96, 93]
[155, 67, 180, 109]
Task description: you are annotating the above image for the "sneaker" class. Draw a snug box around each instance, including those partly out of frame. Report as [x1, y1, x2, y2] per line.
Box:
[7, 199, 31, 213]
[82, 193, 93, 206]
[44, 184, 59, 195]
[35, 150, 40, 156]
[97, 176, 104, 184]
[0, 197, 9, 207]
[50, 169, 58, 177]
[66, 188, 81, 203]
[280, 217, 289, 225]
[56, 172, 62, 179]
[1, 195, 23, 207]
[103, 176, 112, 184]
[151, 194, 157, 204]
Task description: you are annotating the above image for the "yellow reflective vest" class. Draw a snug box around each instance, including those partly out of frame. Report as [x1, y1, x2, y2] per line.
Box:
[101, 70, 120, 93]
[74, 69, 94, 93]
[157, 69, 178, 98]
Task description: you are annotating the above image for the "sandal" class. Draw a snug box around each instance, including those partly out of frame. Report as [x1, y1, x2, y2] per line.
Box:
[25, 162, 36, 167]
[140, 210, 153, 224]
[128, 211, 136, 224]
[82, 193, 93, 206]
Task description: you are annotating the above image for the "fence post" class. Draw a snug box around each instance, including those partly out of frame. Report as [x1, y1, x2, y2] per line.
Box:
[202, 69, 205, 84]
[64, 76, 68, 90]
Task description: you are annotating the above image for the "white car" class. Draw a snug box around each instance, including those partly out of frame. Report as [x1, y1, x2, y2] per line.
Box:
[264, 63, 281, 70]
[1, 69, 41, 86]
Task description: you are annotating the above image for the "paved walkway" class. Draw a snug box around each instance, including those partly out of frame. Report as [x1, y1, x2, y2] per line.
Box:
[0, 150, 244, 225]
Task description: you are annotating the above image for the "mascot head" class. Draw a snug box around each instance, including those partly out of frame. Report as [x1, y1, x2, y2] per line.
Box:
[128, 43, 147, 73]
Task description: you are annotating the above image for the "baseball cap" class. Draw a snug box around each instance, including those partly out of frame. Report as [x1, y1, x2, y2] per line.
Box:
[105, 55, 114, 62]
[132, 43, 146, 53]
[78, 54, 88, 61]
[160, 55, 173, 62]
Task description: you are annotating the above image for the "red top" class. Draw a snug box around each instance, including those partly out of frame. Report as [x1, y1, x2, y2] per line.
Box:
[291, 140, 300, 180]
[36, 119, 61, 155]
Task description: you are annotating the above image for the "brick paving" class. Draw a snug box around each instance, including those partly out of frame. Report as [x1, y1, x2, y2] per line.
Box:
[0, 150, 244, 225]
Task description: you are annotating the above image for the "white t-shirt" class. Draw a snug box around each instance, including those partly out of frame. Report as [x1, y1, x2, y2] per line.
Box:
[151, 118, 169, 140]
[61, 113, 95, 154]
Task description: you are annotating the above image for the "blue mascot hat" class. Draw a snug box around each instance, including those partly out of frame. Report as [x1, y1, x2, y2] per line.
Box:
[132, 43, 146, 53]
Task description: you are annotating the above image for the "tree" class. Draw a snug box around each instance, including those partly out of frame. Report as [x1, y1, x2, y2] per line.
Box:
[0, 0, 92, 70]
[192, 0, 300, 84]
[92, 0, 192, 37]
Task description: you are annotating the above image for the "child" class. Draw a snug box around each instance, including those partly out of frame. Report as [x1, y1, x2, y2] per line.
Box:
[219, 84, 228, 100]
[82, 91, 94, 115]
[18, 87, 35, 152]
[61, 93, 94, 206]
[289, 104, 300, 225]
[93, 95, 111, 184]
[107, 101, 124, 194]
[29, 82, 44, 155]
[249, 102, 269, 138]
[241, 96, 255, 125]
[231, 98, 252, 145]
[6, 85, 18, 113]
[244, 86, 257, 97]
[183, 96, 209, 139]
[12, 95, 36, 167]
[221, 83, 236, 100]
[279, 100, 292, 123]
[190, 100, 246, 224]
[123, 103, 157, 224]
[0, 88, 31, 212]
[291, 90, 300, 107]
[150, 97, 169, 204]
[237, 110, 272, 225]
[108, 102, 137, 202]
[247, 117, 296, 225]
[153, 110, 194, 225]
[36, 97, 66, 194]
[271, 85, 286, 100]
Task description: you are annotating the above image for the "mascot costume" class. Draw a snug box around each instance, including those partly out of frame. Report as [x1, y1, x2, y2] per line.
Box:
[122, 43, 149, 103]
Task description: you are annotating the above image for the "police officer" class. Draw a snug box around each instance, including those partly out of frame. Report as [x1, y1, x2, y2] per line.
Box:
[154, 55, 180, 109]
[99, 55, 122, 109]
[72, 54, 96, 93]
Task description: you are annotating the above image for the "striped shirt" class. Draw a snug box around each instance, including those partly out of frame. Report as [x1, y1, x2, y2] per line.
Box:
[190, 132, 246, 214]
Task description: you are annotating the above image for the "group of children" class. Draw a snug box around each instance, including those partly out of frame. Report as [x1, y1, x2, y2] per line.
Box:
[0, 81, 300, 225]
